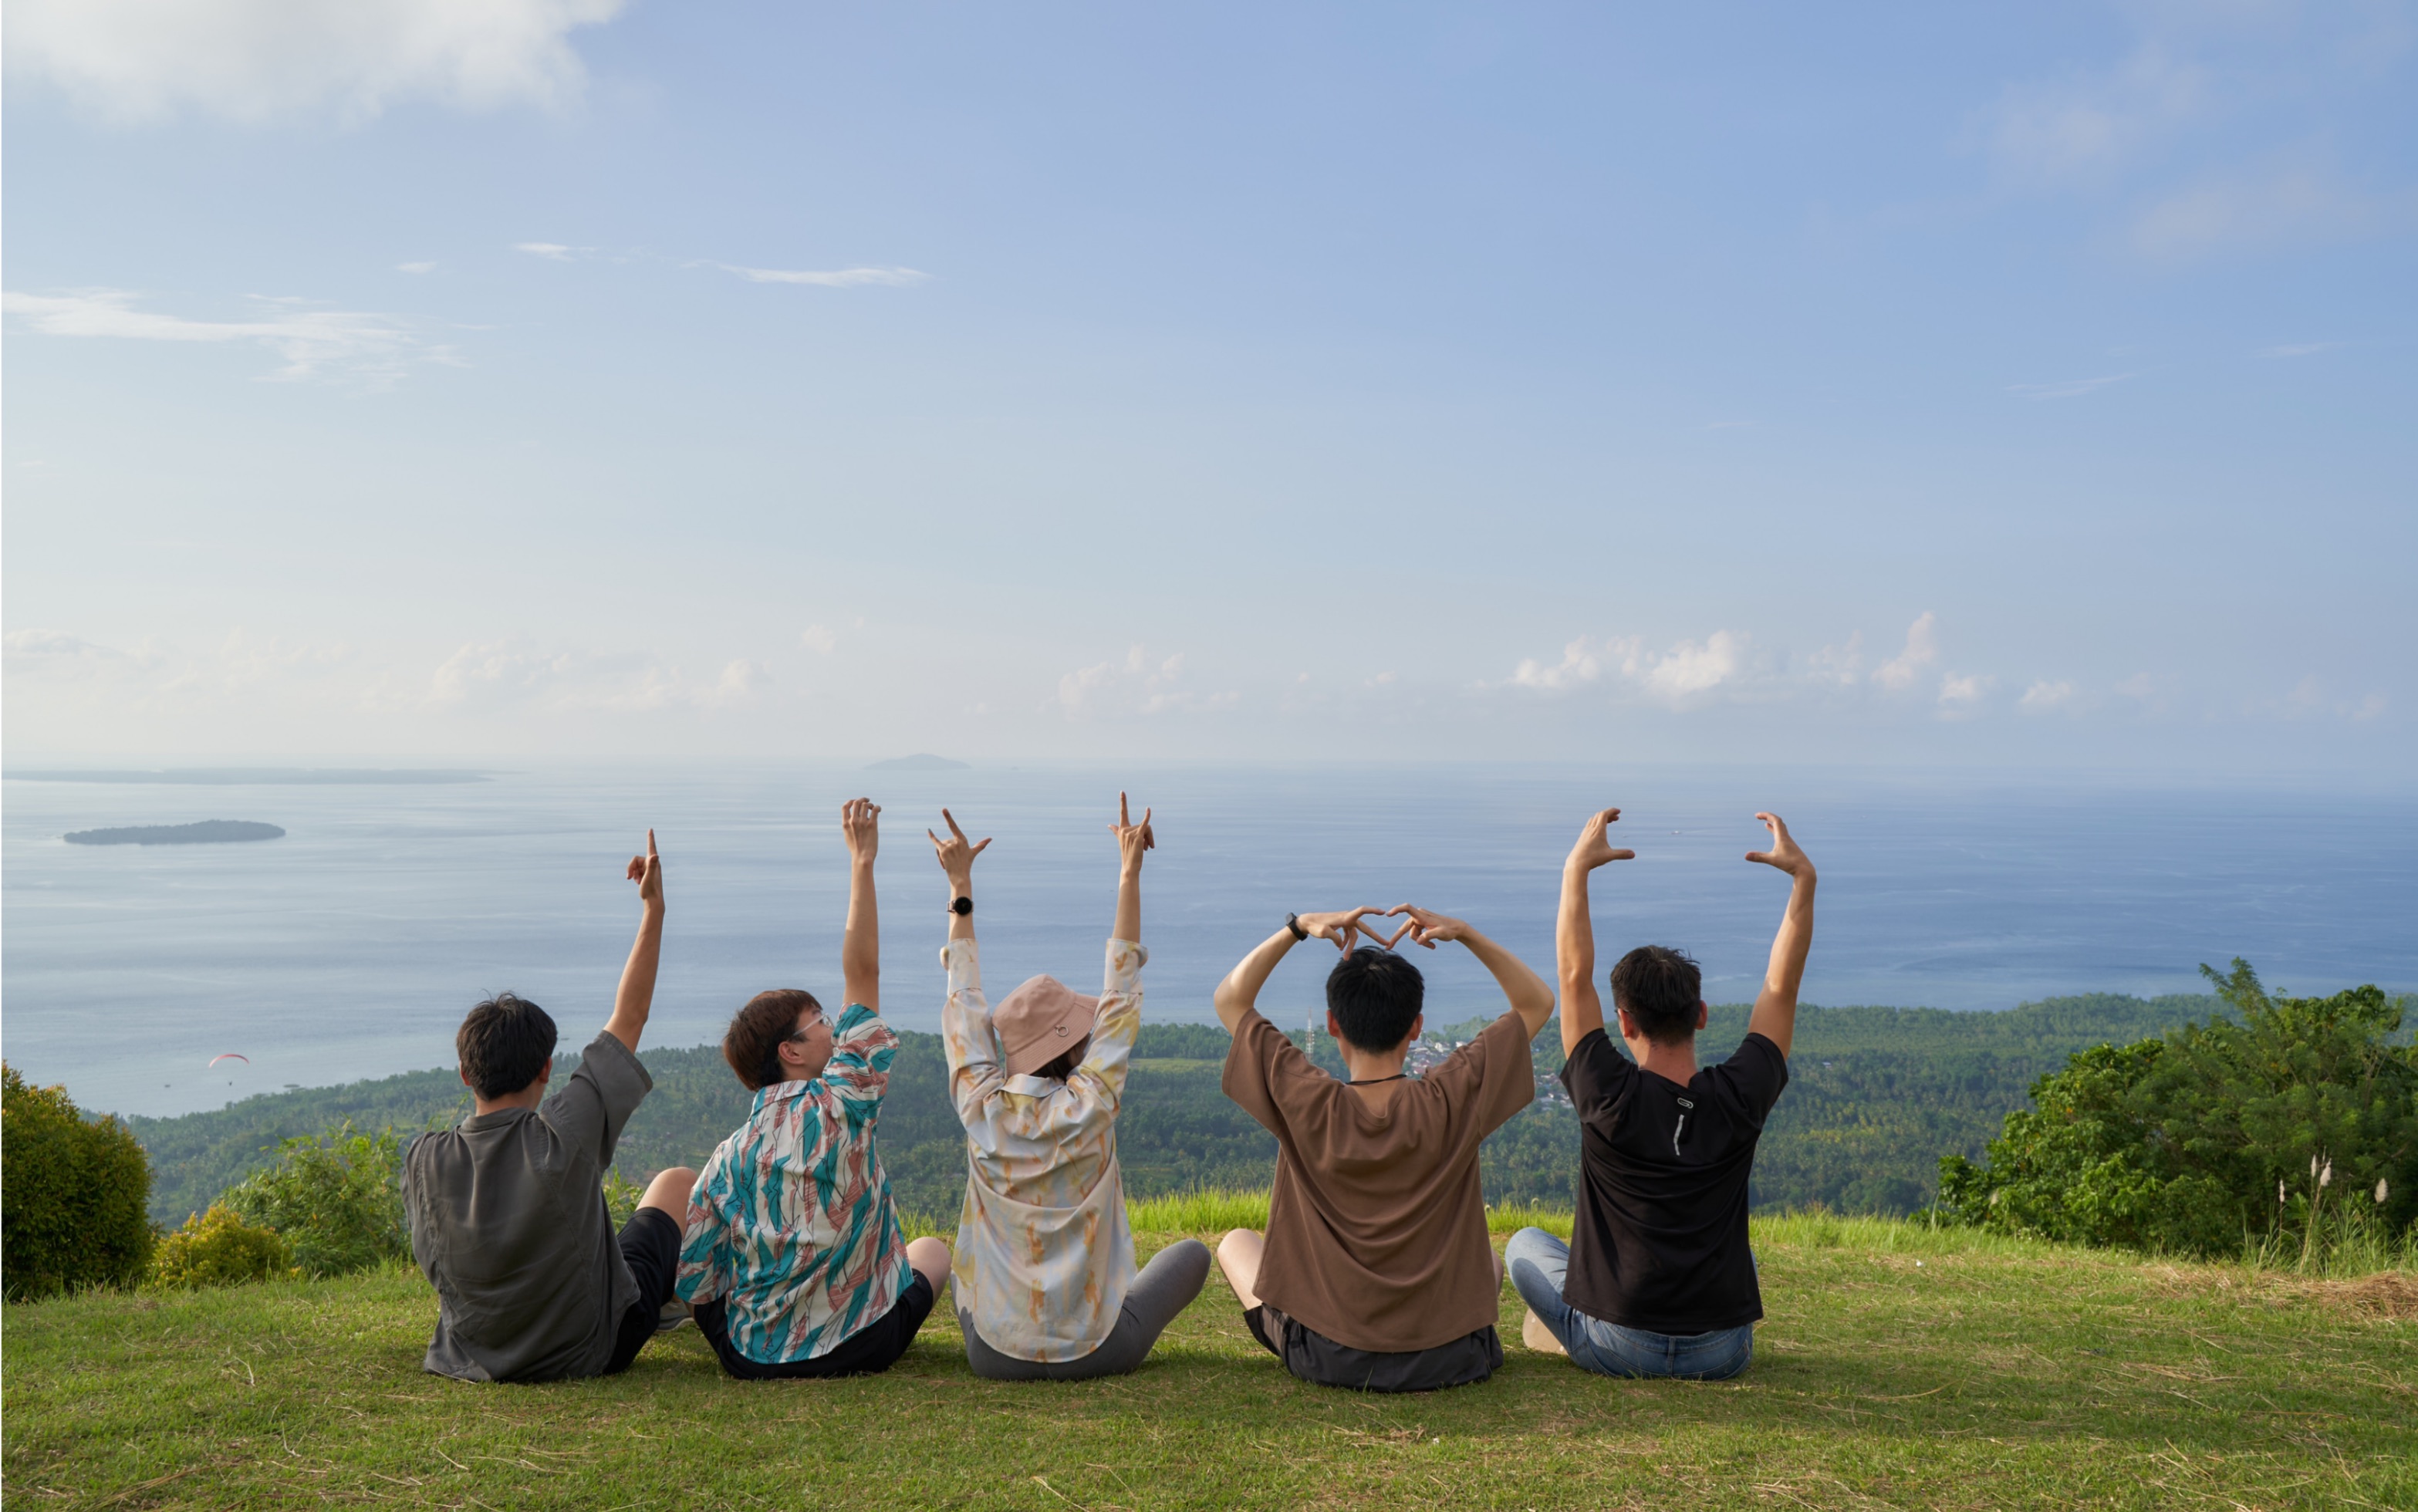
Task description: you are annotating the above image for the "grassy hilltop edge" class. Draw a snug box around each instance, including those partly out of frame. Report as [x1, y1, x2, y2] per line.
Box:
[127, 993, 2227, 1226]
[5, 1214, 2410, 1510]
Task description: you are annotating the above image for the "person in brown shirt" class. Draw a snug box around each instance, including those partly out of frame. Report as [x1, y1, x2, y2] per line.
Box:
[1212, 903, 1555, 1392]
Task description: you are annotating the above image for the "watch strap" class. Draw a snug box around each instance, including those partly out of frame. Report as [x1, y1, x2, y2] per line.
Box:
[1285, 912, 1309, 942]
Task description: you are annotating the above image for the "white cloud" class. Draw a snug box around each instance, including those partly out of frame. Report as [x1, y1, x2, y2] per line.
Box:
[5, 628, 130, 663]
[1641, 633, 1742, 700]
[1873, 613, 1940, 691]
[5, 0, 623, 124]
[2, 288, 453, 383]
[415, 642, 765, 715]
[2129, 158, 2408, 261]
[1984, 48, 2208, 188]
[714, 264, 931, 289]
[2008, 373, 2136, 400]
[801, 625, 839, 655]
[1938, 673, 1992, 714]
[1506, 631, 1744, 705]
[2019, 679, 2078, 713]
[396, 262, 437, 275]
[1057, 645, 1232, 717]
[514, 242, 581, 261]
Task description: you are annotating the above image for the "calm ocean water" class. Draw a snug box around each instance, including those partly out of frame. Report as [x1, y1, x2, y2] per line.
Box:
[5, 762, 2413, 1119]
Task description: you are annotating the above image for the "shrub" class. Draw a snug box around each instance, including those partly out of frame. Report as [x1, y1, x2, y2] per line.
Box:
[221, 1123, 407, 1278]
[1940, 960, 2418, 1263]
[151, 1204, 292, 1289]
[2, 1064, 155, 1299]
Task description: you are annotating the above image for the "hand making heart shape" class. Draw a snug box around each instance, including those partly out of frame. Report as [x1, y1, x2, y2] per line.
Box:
[1291, 903, 1472, 953]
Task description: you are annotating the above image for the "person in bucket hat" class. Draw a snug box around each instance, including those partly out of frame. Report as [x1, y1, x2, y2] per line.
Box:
[932, 794, 1211, 1380]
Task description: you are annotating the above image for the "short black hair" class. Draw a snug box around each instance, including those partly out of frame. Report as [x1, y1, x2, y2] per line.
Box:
[1326, 947, 1424, 1052]
[724, 989, 823, 1092]
[1609, 946, 1702, 1045]
[456, 993, 558, 1099]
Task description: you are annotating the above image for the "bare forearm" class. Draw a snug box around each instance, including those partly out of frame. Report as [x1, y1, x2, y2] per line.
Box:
[1113, 865, 1141, 943]
[1748, 872, 1816, 1054]
[1213, 929, 1295, 1032]
[605, 906, 665, 1052]
[1555, 864, 1605, 1051]
[947, 872, 976, 942]
[843, 860, 880, 1009]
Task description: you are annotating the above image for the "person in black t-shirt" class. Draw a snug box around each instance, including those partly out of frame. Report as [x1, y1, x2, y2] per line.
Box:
[1504, 807, 1815, 1380]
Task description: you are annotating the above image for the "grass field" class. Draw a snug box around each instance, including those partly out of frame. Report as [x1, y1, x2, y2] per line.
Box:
[6, 1215, 2411, 1510]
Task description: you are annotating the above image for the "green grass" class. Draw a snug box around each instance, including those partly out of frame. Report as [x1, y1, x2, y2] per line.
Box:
[7, 1218, 2412, 1510]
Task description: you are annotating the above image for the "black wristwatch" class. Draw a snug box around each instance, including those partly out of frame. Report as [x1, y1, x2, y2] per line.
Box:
[951, 896, 974, 916]
[1285, 912, 1308, 941]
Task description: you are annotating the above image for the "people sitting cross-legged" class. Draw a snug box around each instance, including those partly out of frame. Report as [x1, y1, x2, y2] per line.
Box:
[404, 832, 699, 1383]
[933, 795, 1211, 1381]
[1505, 808, 1816, 1382]
[1211, 904, 1555, 1392]
[675, 798, 952, 1379]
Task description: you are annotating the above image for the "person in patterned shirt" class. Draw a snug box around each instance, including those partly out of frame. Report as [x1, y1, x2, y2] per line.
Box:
[934, 795, 1211, 1381]
[674, 798, 952, 1379]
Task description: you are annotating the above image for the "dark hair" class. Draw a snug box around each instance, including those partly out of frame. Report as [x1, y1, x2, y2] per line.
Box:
[1609, 946, 1703, 1045]
[1325, 947, 1425, 1052]
[456, 993, 558, 1099]
[724, 989, 822, 1091]
[1032, 1036, 1091, 1082]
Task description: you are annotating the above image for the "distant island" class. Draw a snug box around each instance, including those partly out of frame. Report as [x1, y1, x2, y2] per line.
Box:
[11, 768, 490, 786]
[64, 821, 287, 846]
[864, 753, 970, 771]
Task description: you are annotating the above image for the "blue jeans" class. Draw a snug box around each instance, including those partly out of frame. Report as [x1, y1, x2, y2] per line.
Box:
[1503, 1227, 1754, 1381]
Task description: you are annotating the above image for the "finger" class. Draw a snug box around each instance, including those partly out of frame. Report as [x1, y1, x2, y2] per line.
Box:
[1609, 849, 1636, 861]
[647, 828, 658, 857]
[929, 829, 945, 851]
[627, 858, 643, 881]
[1606, 808, 1621, 823]
[944, 808, 968, 842]
[1120, 791, 1130, 827]
[972, 838, 992, 856]
[1744, 850, 1771, 864]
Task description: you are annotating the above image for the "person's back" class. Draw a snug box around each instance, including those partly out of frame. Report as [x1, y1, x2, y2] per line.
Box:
[1212, 901, 1555, 1392]
[934, 795, 1211, 1380]
[1506, 807, 1815, 1381]
[404, 834, 698, 1384]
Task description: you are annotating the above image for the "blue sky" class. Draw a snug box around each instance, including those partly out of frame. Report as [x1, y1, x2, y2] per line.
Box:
[5, 1, 2413, 771]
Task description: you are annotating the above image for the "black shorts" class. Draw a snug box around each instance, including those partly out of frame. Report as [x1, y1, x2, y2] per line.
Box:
[694, 1273, 936, 1381]
[1244, 1304, 1501, 1393]
[601, 1207, 684, 1376]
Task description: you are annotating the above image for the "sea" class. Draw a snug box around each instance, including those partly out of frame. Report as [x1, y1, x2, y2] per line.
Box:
[5, 762, 2413, 1120]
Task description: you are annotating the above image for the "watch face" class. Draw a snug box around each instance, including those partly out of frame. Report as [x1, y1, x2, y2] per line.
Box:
[952, 896, 974, 915]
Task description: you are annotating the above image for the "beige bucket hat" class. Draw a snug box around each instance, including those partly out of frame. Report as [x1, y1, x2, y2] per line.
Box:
[995, 974, 1099, 1076]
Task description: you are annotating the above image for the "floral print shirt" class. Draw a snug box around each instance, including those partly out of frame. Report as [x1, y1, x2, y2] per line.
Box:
[674, 1004, 911, 1363]
[943, 937, 1144, 1362]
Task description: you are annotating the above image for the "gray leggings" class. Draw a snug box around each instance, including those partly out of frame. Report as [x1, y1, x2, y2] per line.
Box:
[961, 1238, 1211, 1381]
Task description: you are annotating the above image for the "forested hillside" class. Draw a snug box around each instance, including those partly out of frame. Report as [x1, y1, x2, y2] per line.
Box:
[127, 993, 2221, 1224]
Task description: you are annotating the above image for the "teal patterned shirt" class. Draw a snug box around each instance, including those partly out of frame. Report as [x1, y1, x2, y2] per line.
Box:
[674, 1004, 911, 1362]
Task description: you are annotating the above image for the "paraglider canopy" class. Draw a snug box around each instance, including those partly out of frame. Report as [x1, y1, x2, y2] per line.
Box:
[208, 1053, 250, 1067]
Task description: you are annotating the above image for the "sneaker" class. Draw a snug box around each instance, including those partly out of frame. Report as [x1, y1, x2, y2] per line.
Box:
[653, 1298, 692, 1335]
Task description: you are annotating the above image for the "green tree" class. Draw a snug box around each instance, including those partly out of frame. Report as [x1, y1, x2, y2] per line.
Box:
[2, 1064, 157, 1298]
[221, 1123, 408, 1278]
[1940, 961, 2418, 1258]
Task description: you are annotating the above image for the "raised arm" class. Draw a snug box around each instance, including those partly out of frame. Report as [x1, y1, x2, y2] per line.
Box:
[603, 830, 665, 1053]
[1386, 906, 1556, 1040]
[1110, 791, 1151, 943]
[1744, 812, 1816, 1058]
[928, 808, 990, 946]
[1556, 808, 1634, 1055]
[841, 798, 882, 1014]
[1211, 909, 1384, 1033]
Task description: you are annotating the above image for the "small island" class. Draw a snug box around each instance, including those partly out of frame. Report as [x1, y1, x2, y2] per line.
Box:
[64, 821, 287, 846]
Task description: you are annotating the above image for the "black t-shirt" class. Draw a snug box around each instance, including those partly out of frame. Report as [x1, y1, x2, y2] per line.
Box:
[1559, 1028, 1788, 1334]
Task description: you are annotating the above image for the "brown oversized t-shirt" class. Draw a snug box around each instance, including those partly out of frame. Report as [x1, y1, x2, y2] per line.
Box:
[1222, 1007, 1534, 1352]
